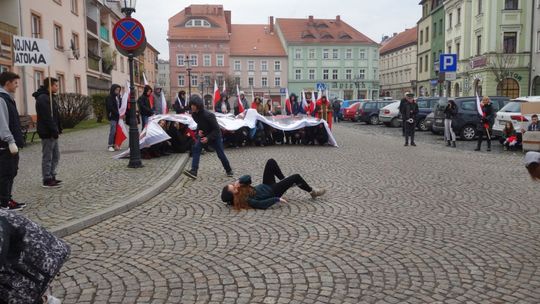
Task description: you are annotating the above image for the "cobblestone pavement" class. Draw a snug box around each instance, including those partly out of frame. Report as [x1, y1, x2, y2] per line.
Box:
[14, 125, 185, 229]
[50, 124, 539, 303]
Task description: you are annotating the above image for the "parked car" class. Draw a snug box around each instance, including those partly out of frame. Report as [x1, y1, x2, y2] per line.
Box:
[379, 101, 401, 127]
[493, 96, 540, 140]
[396, 97, 440, 131]
[424, 112, 435, 132]
[356, 100, 395, 124]
[432, 96, 510, 140]
[343, 102, 363, 121]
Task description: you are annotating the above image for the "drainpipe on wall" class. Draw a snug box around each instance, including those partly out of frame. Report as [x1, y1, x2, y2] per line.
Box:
[529, 0, 536, 96]
[17, 0, 28, 114]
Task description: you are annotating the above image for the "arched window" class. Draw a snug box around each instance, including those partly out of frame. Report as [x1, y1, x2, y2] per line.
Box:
[454, 83, 460, 97]
[497, 78, 520, 99]
[533, 76, 540, 96]
[473, 79, 482, 96]
[185, 19, 211, 28]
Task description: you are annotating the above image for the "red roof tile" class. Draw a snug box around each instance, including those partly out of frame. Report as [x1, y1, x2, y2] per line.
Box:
[168, 5, 231, 41]
[276, 17, 376, 45]
[229, 25, 286, 57]
[379, 27, 418, 55]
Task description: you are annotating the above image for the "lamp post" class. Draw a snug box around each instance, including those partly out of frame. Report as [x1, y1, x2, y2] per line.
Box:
[120, 0, 142, 168]
[185, 58, 195, 102]
[353, 75, 364, 99]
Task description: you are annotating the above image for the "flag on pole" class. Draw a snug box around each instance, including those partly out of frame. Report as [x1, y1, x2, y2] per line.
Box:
[251, 86, 255, 102]
[285, 88, 292, 115]
[114, 81, 130, 148]
[317, 88, 323, 103]
[160, 90, 168, 114]
[143, 72, 149, 86]
[213, 80, 221, 111]
[223, 80, 227, 96]
[476, 92, 483, 116]
[236, 84, 245, 113]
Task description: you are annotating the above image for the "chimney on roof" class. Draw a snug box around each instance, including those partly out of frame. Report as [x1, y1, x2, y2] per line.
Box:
[336, 15, 341, 24]
[308, 15, 314, 23]
[269, 16, 274, 33]
[185, 6, 191, 15]
[217, 6, 223, 15]
[393, 32, 398, 37]
[225, 10, 232, 34]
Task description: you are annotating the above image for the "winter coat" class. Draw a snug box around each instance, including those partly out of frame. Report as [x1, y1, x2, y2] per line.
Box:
[443, 104, 458, 119]
[173, 96, 188, 114]
[192, 108, 221, 143]
[238, 175, 279, 209]
[137, 94, 154, 117]
[402, 101, 419, 121]
[153, 91, 163, 114]
[0, 88, 24, 148]
[332, 100, 341, 112]
[215, 99, 231, 114]
[478, 103, 495, 129]
[33, 87, 62, 139]
[105, 84, 121, 121]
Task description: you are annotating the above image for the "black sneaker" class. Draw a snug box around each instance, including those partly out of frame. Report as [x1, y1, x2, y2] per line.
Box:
[53, 177, 63, 184]
[183, 169, 197, 179]
[411, 143, 416, 146]
[1, 200, 25, 211]
[404, 143, 409, 146]
[226, 171, 234, 177]
[42, 179, 61, 188]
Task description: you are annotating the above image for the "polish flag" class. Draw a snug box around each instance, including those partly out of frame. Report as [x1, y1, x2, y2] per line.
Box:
[114, 81, 130, 148]
[160, 90, 168, 114]
[213, 80, 220, 111]
[476, 92, 483, 116]
[223, 80, 227, 96]
[301, 90, 307, 109]
[236, 84, 245, 113]
[284, 88, 292, 115]
[143, 72, 149, 86]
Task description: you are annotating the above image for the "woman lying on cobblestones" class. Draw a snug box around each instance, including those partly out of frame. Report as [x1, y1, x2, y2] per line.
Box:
[221, 158, 326, 210]
[524, 151, 540, 181]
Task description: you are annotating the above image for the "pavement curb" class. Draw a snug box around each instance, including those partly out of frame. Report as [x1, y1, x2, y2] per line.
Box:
[50, 154, 190, 238]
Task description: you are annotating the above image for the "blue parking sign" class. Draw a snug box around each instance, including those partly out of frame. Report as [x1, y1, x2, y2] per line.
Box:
[316, 82, 326, 91]
[440, 54, 457, 72]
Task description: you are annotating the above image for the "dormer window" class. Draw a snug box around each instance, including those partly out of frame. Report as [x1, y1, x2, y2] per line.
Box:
[339, 32, 352, 39]
[185, 19, 211, 28]
[320, 32, 334, 39]
[301, 30, 316, 39]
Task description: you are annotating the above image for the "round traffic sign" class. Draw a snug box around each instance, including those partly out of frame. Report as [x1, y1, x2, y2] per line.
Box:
[113, 17, 146, 51]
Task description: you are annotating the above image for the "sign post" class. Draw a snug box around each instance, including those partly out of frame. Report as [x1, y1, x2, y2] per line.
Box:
[113, 17, 146, 168]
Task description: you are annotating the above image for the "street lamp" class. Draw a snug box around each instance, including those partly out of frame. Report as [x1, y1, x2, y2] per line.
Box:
[119, 0, 143, 168]
[185, 58, 195, 102]
[353, 75, 364, 99]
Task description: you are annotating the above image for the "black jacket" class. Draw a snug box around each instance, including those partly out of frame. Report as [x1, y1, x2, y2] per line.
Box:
[444, 104, 458, 119]
[479, 103, 495, 128]
[192, 109, 221, 143]
[215, 100, 231, 114]
[403, 101, 419, 121]
[0, 92, 24, 148]
[33, 87, 62, 139]
[106, 84, 121, 121]
[399, 98, 407, 116]
[173, 96, 188, 114]
[137, 94, 154, 116]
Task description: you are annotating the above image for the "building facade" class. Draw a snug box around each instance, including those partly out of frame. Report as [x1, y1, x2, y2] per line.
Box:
[157, 59, 171, 101]
[430, 1, 445, 96]
[168, 5, 232, 102]
[380, 27, 418, 99]
[446, 0, 533, 99]
[229, 22, 288, 103]
[417, 0, 434, 96]
[532, 0, 540, 95]
[276, 16, 379, 100]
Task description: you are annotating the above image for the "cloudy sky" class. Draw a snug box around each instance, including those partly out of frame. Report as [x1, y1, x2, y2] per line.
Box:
[134, 0, 421, 59]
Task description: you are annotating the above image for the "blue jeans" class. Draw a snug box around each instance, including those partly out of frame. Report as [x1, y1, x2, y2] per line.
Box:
[141, 115, 149, 130]
[333, 110, 339, 122]
[108, 120, 118, 147]
[190, 136, 232, 173]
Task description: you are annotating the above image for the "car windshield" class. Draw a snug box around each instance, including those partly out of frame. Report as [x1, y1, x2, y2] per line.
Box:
[499, 101, 524, 113]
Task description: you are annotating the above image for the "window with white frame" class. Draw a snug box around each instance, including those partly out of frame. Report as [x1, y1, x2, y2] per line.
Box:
[248, 60, 254, 71]
[295, 69, 301, 80]
[54, 23, 63, 49]
[345, 69, 352, 80]
[234, 60, 241, 71]
[358, 69, 365, 79]
[537, 31, 540, 52]
[274, 77, 281, 87]
[274, 60, 281, 71]
[56, 73, 65, 93]
[295, 48, 302, 59]
[323, 69, 329, 80]
[71, 0, 78, 15]
[74, 76, 81, 94]
[190, 54, 198, 66]
[308, 69, 315, 80]
[248, 77, 254, 86]
[308, 49, 316, 59]
[332, 69, 338, 80]
[457, 8, 461, 24]
[373, 68, 377, 79]
[31, 14, 42, 38]
[359, 49, 366, 59]
[262, 77, 268, 87]
[191, 75, 198, 87]
[345, 49, 353, 59]
[185, 19, 211, 28]
[448, 13, 453, 29]
[323, 49, 329, 59]
[235, 77, 240, 86]
[261, 60, 268, 71]
[177, 54, 185, 66]
[332, 49, 339, 59]
[34, 70, 44, 91]
[178, 75, 185, 86]
[217, 75, 223, 85]
[216, 54, 224, 66]
[203, 54, 211, 66]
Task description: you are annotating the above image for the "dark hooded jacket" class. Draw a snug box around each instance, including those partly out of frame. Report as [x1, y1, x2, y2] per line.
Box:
[215, 94, 231, 114]
[291, 94, 304, 115]
[106, 84, 121, 121]
[137, 86, 154, 117]
[33, 86, 62, 139]
[190, 95, 221, 143]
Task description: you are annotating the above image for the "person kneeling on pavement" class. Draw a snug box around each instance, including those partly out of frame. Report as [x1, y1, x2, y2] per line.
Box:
[221, 158, 326, 210]
[524, 151, 540, 181]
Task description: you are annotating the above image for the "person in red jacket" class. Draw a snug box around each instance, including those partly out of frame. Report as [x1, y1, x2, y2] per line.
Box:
[315, 95, 333, 129]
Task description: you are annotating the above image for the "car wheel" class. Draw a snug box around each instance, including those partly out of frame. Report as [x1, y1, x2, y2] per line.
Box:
[460, 125, 476, 141]
[370, 115, 379, 125]
[390, 117, 400, 128]
[417, 119, 427, 131]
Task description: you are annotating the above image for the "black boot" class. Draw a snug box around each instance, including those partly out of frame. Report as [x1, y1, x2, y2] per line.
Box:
[446, 140, 451, 146]
[452, 141, 456, 148]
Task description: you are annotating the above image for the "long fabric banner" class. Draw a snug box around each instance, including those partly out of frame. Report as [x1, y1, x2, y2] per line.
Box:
[114, 109, 337, 159]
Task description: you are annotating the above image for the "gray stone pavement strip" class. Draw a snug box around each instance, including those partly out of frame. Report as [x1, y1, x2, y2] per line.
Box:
[13, 125, 188, 234]
[47, 123, 539, 303]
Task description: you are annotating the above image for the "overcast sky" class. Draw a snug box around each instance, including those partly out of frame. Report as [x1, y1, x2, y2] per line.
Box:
[134, 0, 421, 60]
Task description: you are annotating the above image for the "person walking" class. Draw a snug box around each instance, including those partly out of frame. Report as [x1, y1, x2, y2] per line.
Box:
[173, 90, 189, 114]
[183, 95, 233, 179]
[332, 98, 341, 123]
[443, 99, 458, 148]
[475, 96, 494, 152]
[399, 92, 415, 136]
[403, 94, 419, 147]
[105, 84, 121, 152]
[33, 78, 62, 188]
[0, 72, 26, 210]
[137, 85, 154, 130]
[153, 87, 164, 115]
[221, 158, 326, 210]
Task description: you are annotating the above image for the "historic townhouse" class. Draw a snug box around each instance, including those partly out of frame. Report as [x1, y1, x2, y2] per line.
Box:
[380, 27, 418, 99]
[417, 0, 434, 96]
[229, 20, 288, 103]
[275, 16, 379, 100]
[531, 0, 540, 95]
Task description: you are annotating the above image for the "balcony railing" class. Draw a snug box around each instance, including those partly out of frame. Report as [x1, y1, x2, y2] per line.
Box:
[87, 17, 97, 35]
[88, 57, 100, 71]
[100, 26, 109, 42]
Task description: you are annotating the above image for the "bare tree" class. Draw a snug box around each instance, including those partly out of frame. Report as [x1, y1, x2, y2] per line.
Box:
[488, 52, 515, 85]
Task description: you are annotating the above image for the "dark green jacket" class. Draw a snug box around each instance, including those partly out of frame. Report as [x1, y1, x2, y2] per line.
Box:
[239, 175, 279, 209]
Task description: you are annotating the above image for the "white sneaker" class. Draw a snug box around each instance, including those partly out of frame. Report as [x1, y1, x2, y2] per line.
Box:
[108, 147, 115, 152]
[46, 295, 62, 304]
